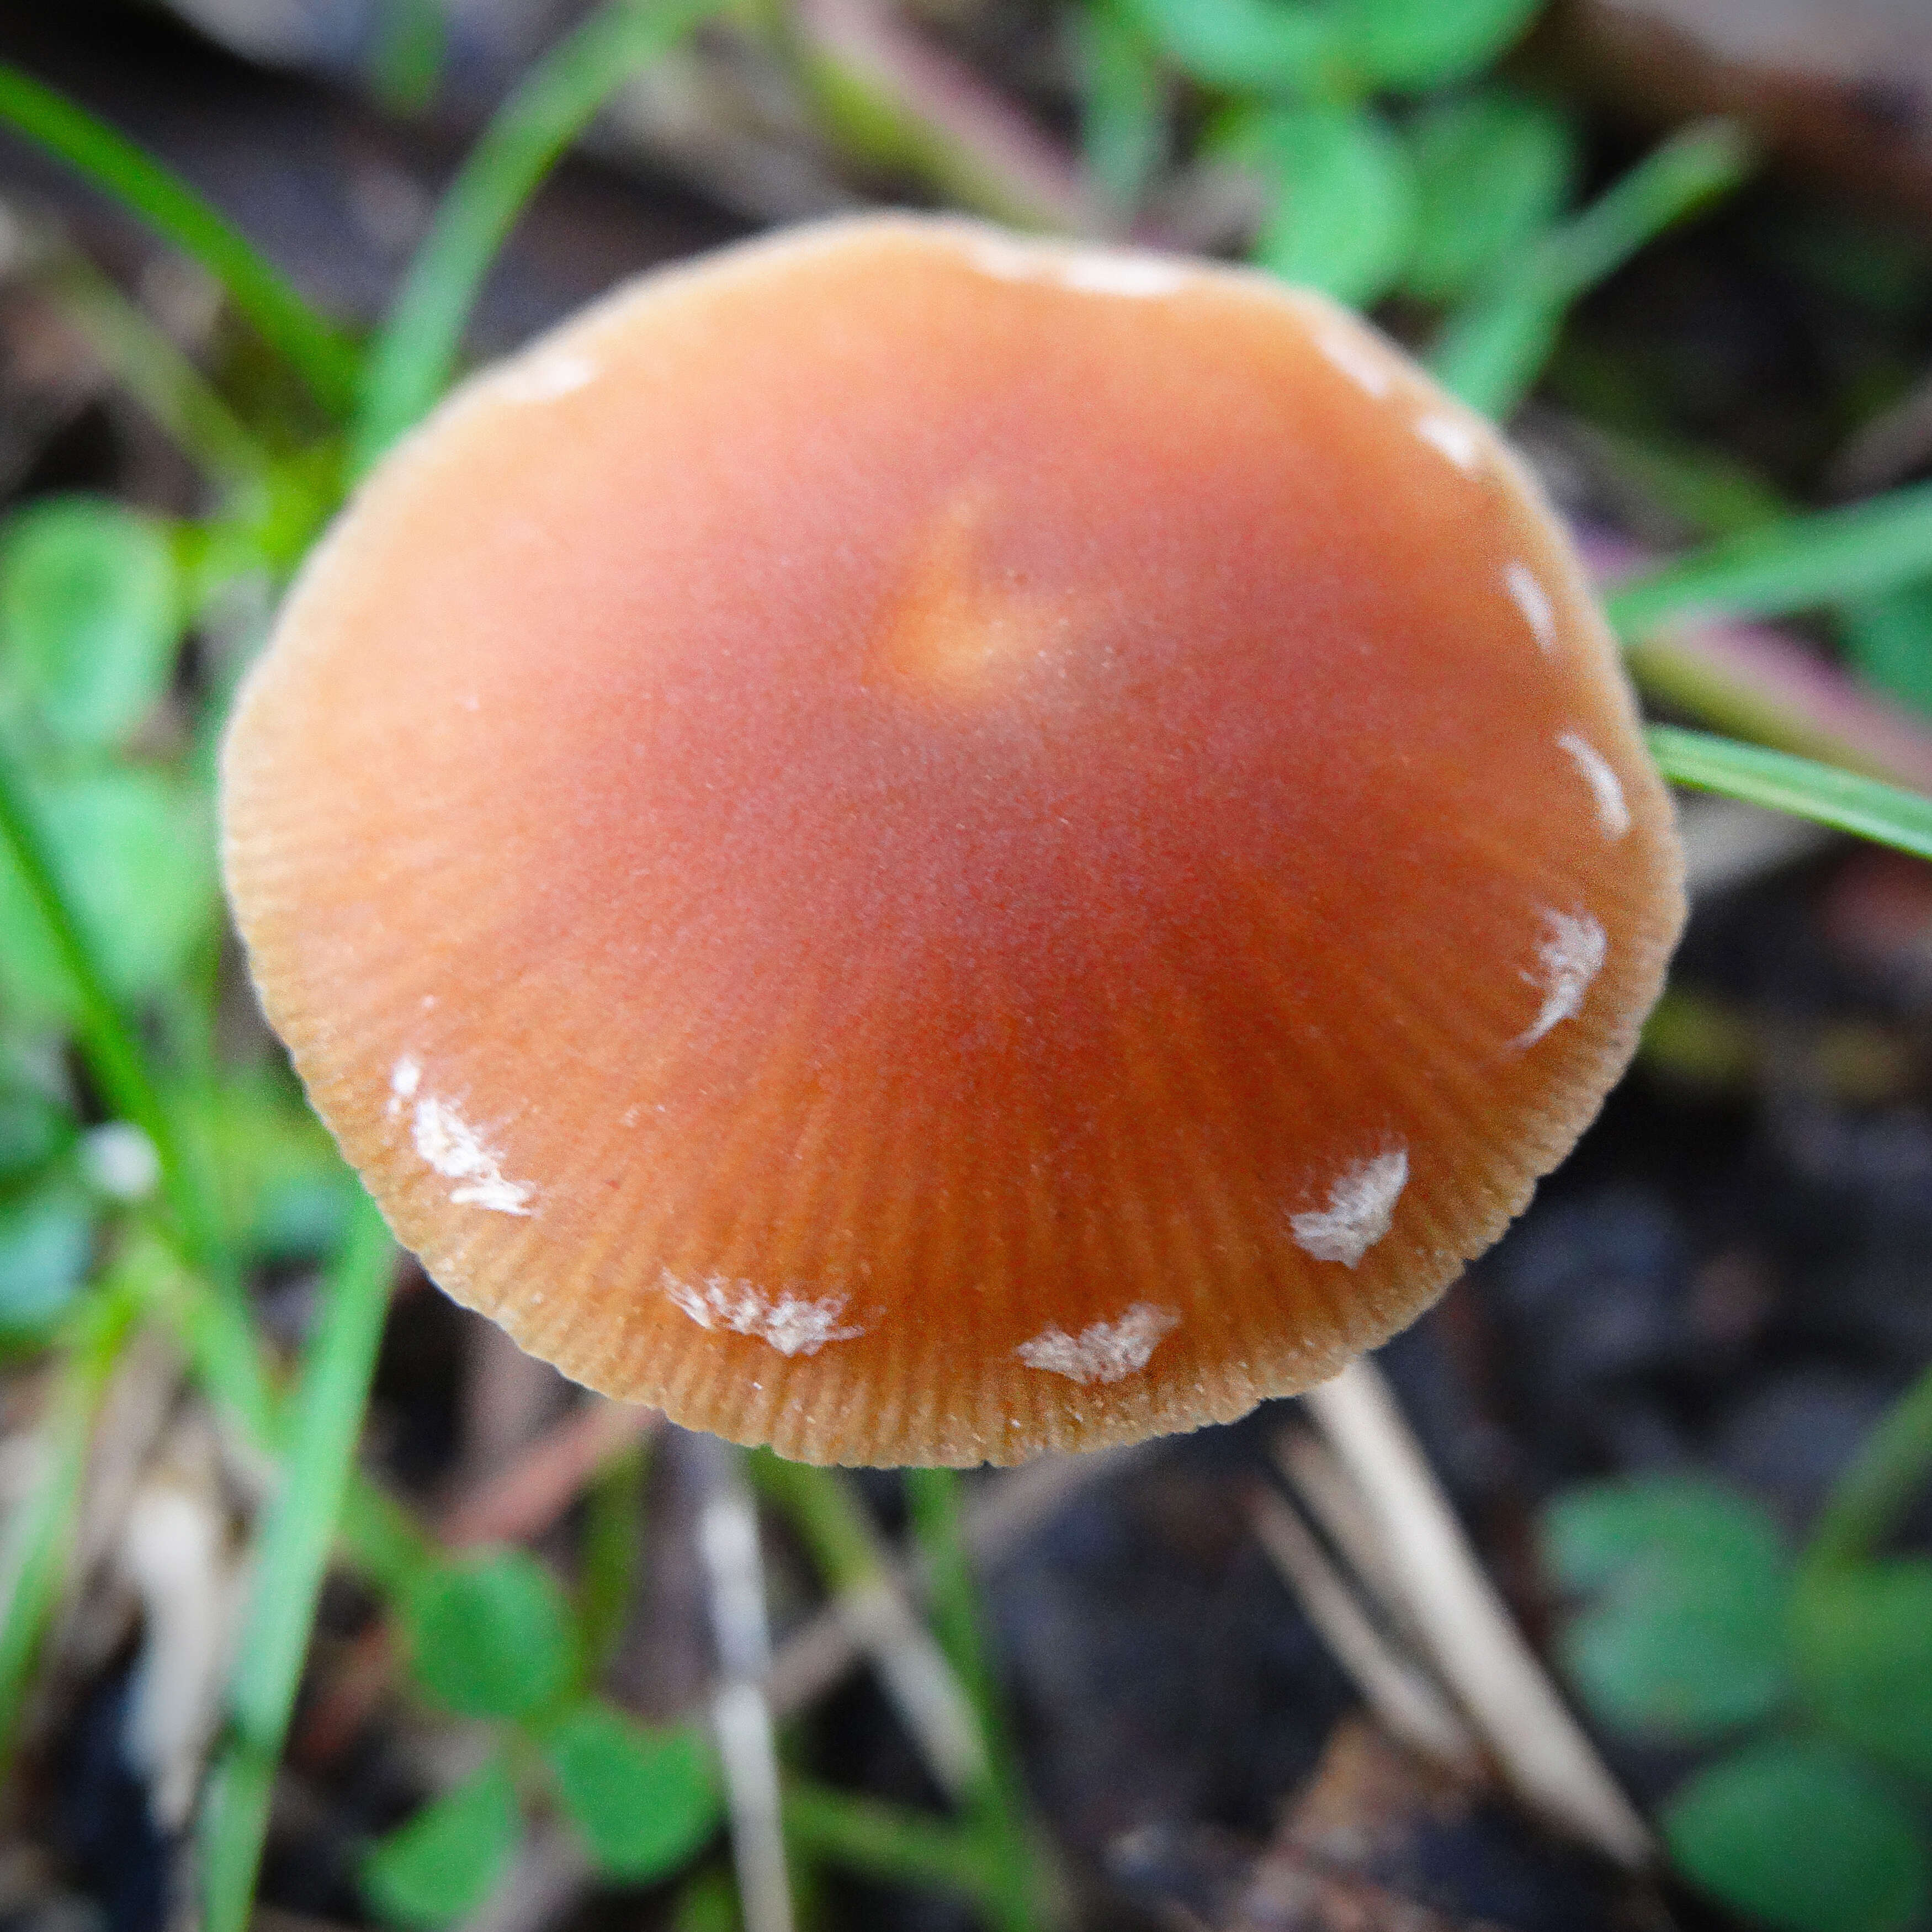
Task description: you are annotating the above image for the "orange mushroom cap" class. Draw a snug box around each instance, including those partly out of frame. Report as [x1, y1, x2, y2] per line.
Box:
[221, 215, 1685, 1467]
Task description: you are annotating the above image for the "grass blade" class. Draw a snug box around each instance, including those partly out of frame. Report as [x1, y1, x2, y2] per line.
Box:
[1533, 121, 1753, 305]
[198, 1196, 395, 1932]
[1647, 725, 1932, 860]
[0, 1268, 141, 1770]
[351, 0, 720, 469]
[903, 1469, 994, 1716]
[783, 1777, 1000, 1907]
[369, 0, 449, 116]
[1432, 120, 1752, 420]
[1073, 0, 1166, 218]
[1610, 479, 1932, 635]
[752, 1455, 991, 1807]
[0, 64, 358, 416]
[134, 1249, 434, 1596]
[40, 256, 270, 493]
[904, 1468, 1057, 1932]
[1806, 1355, 1932, 1569]
[0, 744, 230, 1283]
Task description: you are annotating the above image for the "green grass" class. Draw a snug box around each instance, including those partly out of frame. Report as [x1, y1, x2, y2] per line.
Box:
[0, 1263, 141, 1767]
[1648, 728, 1932, 859]
[351, 0, 725, 469]
[0, 65, 359, 415]
[905, 1467, 1059, 1932]
[198, 1197, 396, 1932]
[0, 10, 723, 1911]
[1806, 1356, 1932, 1570]
[1433, 119, 1755, 418]
[41, 256, 273, 491]
[783, 1777, 1008, 1913]
[0, 738, 229, 1278]
[1611, 479, 1932, 635]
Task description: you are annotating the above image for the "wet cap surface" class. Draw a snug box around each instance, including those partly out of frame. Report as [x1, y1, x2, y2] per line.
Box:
[221, 215, 1686, 1465]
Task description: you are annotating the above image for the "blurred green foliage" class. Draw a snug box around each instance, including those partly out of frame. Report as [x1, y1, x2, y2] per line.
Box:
[543, 1704, 721, 1881]
[1547, 1365, 1932, 1932]
[404, 1550, 578, 1722]
[1842, 583, 1932, 719]
[1209, 102, 1415, 305]
[363, 1760, 523, 1928]
[1546, 1477, 1791, 1741]
[1666, 1739, 1928, 1932]
[1405, 88, 1577, 302]
[367, 1541, 723, 1925]
[0, 497, 180, 751]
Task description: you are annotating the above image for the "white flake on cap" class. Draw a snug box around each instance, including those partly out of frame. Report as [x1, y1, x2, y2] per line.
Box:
[1557, 732, 1632, 839]
[963, 235, 1192, 299]
[1414, 412, 1483, 471]
[1057, 254, 1194, 298]
[1291, 1147, 1409, 1266]
[1516, 911, 1607, 1047]
[493, 348, 600, 404]
[663, 1270, 865, 1356]
[1505, 561, 1558, 654]
[388, 1055, 421, 1110]
[1017, 1303, 1180, 1384]
[389, 1055, 534, 1215]
[1313, 325, 1394, 398]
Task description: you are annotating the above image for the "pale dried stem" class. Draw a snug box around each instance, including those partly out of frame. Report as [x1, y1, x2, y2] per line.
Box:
[1828, 360, 1932, 498]
[1272, 1424, 1410, 1632]
[119, 1423, 246, 1830]
[839, 1577, 989, 1800]
[454, 1321, 570, 1495]
[1302, 1360, 1653, 1867]
[694, 1438, 795, 1932]
[1250, 1486, 1478, 1771]
[765, 1439, 1154, 1717]
[25, 1335, 183, 1726]
[1678, 794, 1833, 896]
[70, 1331, 182, 1584]
[792, 0, 1098, 233]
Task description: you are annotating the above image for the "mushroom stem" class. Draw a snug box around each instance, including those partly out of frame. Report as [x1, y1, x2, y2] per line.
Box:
[1301, 1358, 1653, 1867]
[693, 1436, 796, 1932]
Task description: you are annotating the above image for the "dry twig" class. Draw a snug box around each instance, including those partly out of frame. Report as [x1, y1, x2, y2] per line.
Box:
[766, 1439, 1155, 1716]
[1249, 1485, 1478, 1772]
[1301, 1361, 1653, 1866]
[695, 1438, 795, 1932]
[439, 1397, 659, 1549]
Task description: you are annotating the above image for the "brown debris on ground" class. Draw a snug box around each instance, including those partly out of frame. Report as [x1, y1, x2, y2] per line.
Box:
[1110, 1719, 1662, 1932]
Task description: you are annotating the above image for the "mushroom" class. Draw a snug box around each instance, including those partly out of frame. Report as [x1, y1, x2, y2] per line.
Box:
[221, 215, 1686, 1467]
